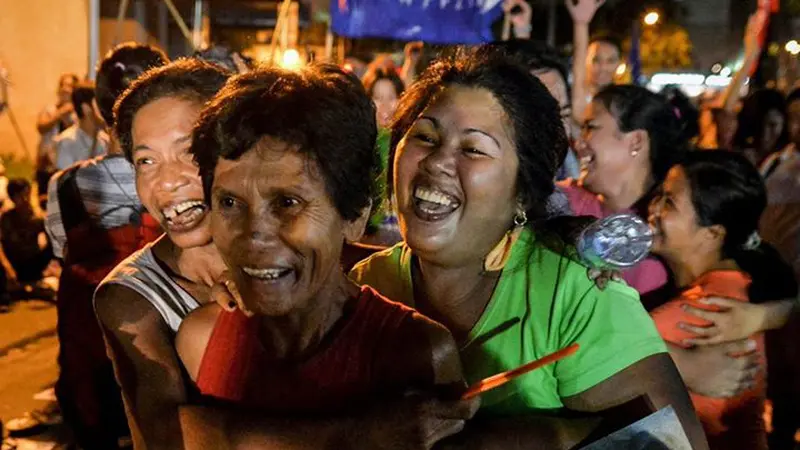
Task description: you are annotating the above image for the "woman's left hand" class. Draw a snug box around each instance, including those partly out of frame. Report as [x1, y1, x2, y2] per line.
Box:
[678, 297, 766, 346]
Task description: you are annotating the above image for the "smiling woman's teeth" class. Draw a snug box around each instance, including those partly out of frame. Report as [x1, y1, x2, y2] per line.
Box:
[163, 200, 205, 221]
[414, 187, 456, 206]
[243, 267, 291, 280]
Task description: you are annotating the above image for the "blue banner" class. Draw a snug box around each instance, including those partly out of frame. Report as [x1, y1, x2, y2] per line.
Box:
[331, 0, 503, 44]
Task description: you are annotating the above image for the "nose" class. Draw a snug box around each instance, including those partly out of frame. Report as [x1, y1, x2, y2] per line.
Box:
[420, 143, 457, 178]
[156, 160, 194, 193]
[246, 207, 282, 248]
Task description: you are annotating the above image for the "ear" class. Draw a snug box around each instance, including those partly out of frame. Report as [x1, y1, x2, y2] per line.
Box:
[343, 199, 373, 243]
[701, 224, 726, 249]
[626, 129, 649, 156]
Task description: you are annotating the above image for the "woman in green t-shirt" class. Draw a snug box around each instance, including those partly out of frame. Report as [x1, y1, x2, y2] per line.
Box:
[350, 46, 708, 449]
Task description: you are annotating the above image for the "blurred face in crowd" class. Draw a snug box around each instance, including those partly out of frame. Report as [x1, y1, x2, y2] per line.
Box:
[373, 78, 400, 128]
[577, 100, 651, 200]
[532, 68, 573, 140]
[649, 165, 718, 263]
[586, 41, 620, 91]
[394, 85, 518, 267]
[58, 74, 76, 105]
[210, 139, 365, 316]
[788, 99, 800, 146]
[132, 96, 211, 249]
[761, 108, 785, 154]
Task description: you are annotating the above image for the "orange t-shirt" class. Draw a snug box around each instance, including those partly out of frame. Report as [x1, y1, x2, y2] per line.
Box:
[650, 270, 766, 448]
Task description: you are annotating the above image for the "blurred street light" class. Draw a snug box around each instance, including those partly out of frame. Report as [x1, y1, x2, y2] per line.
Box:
[786, 40, 800, 56]
[643, 11, 660, 26]
[720, 67, 732, 77]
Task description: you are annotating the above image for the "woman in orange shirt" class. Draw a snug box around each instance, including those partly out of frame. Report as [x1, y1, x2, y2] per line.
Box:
[647, 150, 783, 449]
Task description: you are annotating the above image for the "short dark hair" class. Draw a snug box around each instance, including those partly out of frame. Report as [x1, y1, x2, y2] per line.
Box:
[96, 43, 168, 127]
[191, 64, 378, 222]
[114, 58, 231, 162]
[589, 33, 623, 56]
[391, 45, 568, 223]
[661, 85, 700, 143]
[362, 67, 405, 99]
[488, 40, 570, 97]
[594, 85, 688, 184]
[71, 82, 96, 119]
[7, 178, 30, 200]
[681, 150, 765, 258]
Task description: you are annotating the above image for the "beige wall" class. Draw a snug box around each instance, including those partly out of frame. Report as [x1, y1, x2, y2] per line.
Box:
[0, 0, 89, 171]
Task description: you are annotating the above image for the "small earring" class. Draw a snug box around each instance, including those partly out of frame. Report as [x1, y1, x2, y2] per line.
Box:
[514, 210, 528, 227]
[631, 149, 639, 157]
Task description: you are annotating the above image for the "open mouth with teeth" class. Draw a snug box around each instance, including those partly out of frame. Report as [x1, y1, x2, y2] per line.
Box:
[242, 266, 294, 282]
[412, 186, 461, 221]
[579, 154, 595, 172]
[161, 200, 208, 232]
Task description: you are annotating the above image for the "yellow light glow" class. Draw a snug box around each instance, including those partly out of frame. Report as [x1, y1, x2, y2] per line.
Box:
[615, 63, 627, 76]
[280, 49, 302, 69]
[644, 11, 659, 26]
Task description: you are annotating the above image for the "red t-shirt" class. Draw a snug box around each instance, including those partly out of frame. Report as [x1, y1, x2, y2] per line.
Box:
[195, 285, 430, 414]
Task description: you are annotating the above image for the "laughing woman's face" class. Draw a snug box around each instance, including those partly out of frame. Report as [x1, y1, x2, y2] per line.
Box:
[132, 96, 211, 249]
[393, 85, 519, 267]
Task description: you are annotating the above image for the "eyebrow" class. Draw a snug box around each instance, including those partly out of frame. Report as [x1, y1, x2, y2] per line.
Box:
[419, 116, 501, 149]
[133, 134, 192, 152]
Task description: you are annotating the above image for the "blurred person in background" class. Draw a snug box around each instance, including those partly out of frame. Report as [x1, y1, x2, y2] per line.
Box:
[361, 65, 405, 246]
[47, 43, 168, 450]
[733, 89, 788, 167]
[36, 73, 78, 196]
[53, 82, 108, 170]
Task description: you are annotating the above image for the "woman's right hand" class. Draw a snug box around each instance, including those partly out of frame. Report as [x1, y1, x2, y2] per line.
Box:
[358, 392, 480, 450]
[565, 0, 605, 25]
[211, 270, 252, 317]
[670, 339, 761, 398]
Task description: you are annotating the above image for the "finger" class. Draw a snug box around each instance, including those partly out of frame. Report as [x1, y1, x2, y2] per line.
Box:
[587, 268, 600, 280]
[697, 297, 738, 309]
[726, 339, 758, 356]
[677, 321, 719, 338]
[681, 304, 722, 322]
[211, 282, 237, 312]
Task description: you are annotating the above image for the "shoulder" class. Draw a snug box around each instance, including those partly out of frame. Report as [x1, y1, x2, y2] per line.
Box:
[349, 243, 412, 304]
[176, 304, 221, 381]
[350, 243, 405, 278]
[555, 179, 603, 218]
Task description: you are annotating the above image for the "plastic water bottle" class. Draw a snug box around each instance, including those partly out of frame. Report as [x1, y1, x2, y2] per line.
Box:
[577, 213, 654, 271]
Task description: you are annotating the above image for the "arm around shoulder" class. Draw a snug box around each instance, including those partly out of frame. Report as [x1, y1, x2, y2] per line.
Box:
[95, 283, 189, 450]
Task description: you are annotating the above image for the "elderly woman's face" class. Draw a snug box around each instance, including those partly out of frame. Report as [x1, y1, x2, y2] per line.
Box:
[394, 85, 518, 266]
[132, 96, 210, 249]
[577, 100, 650, 199]
[210, 138, 363, 316]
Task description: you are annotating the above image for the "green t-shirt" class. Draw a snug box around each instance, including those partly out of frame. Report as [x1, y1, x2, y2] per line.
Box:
[349, 229, 667, 416]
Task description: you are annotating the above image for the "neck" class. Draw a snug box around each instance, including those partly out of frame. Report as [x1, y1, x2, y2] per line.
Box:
[666, 248, 729, 288]
[603, 172, 653, 212]
[413, 256, 499, 340]
[257, 271, 358, 360]
[78, 118, 98, 137]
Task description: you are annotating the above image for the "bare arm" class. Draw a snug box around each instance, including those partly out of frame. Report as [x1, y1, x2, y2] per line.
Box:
[95, 284, 189, 450]
[561, 353, 708, 450]
[722, 10, 767, 113]
[36, 104, 72, 135]
[567, 0, 601, 123]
